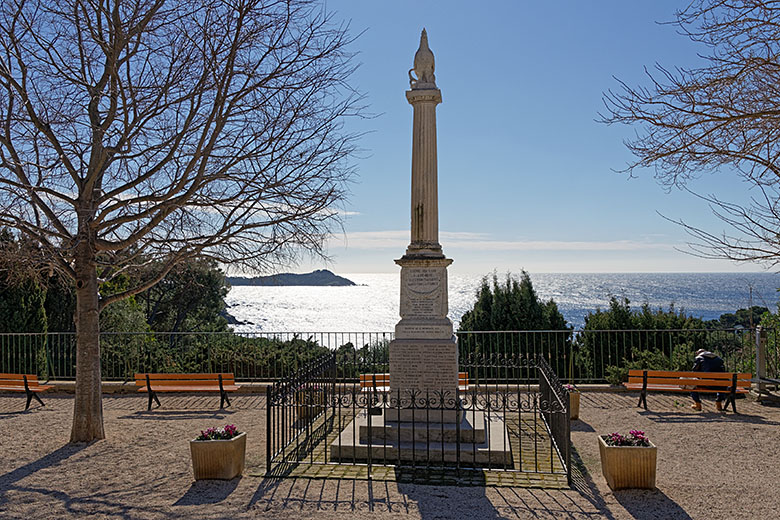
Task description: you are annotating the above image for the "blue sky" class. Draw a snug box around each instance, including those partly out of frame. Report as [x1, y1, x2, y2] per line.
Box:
[300, 1, 766, 275]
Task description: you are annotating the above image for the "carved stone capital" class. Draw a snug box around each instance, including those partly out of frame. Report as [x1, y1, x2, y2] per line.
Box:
[406, 88, 442, 105]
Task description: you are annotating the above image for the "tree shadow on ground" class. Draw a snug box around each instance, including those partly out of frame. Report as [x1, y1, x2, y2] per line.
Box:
[175, 477, 241, 505]
[117, 410, 236, 421]
[0, 443, 87, 509]
[638, 410, 780, 426]
[397, 470, 503, 519]
[0, 443, 86, 494]
[3, 471, 185, 519]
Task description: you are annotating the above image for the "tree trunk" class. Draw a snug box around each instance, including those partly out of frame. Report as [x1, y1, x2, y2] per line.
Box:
[70, 241, 105, 443]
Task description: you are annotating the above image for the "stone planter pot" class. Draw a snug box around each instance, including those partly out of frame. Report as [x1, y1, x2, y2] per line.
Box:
[296, 389, 325, 421]
[189, 432, 246, 480]
[598, 435, 656, 490]
[569, 391, 580, 420]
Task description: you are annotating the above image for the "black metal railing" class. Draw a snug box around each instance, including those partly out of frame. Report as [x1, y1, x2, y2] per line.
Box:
[0, 328, 777, 384]
[538, 356, 571, 484]
[266, 352, 336, 470]
[266, 354, 571, 485]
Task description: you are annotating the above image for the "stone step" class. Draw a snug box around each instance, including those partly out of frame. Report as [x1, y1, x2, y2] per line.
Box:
[358, 410, 486, 443]
[331, 411, 513, 466]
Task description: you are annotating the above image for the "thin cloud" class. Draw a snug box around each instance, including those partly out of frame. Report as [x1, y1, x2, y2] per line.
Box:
[332, 230, 674, 252]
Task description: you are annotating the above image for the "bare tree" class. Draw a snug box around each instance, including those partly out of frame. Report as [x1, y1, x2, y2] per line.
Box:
[601, 0, 780, 267]
[0, 0, 363, 442]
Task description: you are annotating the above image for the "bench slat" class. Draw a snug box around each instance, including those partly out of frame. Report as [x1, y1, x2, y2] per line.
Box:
[627, 376, 750, 387]
[135, 373, 233, 381]
[0, 380, 26, 387]
[0, 385, 52, 392]
[0, 373, 35, 381]
[137, 385, 240, 393]
[0, 374, 42, 382]
[135, 379, 235, 387]
[0, 373, 48, 390]
[624, 383, 749, 394]
[627, 370, 751, 379]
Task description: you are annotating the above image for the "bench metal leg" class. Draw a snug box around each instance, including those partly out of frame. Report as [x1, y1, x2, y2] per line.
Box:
[637, 371, 648, 410]
[728, 373, 738, 413]
[148, 390, 160, 411]
[23, 376, 45, 410]
[146, 374, 161, 410]
[25, 390, 44, 410]
[218, 374, 230, 409]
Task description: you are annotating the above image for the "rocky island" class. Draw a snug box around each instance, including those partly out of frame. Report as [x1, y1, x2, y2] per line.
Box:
[227, 269, 356, 287]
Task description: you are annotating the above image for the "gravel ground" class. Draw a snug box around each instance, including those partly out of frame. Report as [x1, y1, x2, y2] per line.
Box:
[0, 391, 778, 519]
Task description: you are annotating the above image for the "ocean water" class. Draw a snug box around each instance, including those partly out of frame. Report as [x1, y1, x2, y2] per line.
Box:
[224, 272, 780, 332]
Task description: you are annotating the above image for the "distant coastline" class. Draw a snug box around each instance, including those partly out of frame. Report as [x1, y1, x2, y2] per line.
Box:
[227, 269, 356, 287]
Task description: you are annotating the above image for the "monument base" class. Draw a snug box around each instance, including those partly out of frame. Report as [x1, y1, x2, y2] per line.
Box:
[388, 338, 458, 407]
[330, 409, 513, 466]
[384, 407, 461, 423]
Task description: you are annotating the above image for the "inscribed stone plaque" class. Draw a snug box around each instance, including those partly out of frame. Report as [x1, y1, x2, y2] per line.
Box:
[388, 339, 458, 393]
[399, 266, 447, 319]
[395, 319, 452, 339]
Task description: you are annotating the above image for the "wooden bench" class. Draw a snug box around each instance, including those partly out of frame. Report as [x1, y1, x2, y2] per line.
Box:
[359, 372, 469, 393]
[624, 369, 752, 413]
[134, 373, 240, 411]
[0, 373, 53, 410]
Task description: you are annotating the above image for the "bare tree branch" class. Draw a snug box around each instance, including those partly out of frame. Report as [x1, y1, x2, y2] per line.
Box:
[601, 1, 780, 267]
[0, 0, 364, 442]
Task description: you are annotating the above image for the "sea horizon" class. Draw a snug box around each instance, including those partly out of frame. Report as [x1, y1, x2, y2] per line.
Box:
[225, 271, 780, 333]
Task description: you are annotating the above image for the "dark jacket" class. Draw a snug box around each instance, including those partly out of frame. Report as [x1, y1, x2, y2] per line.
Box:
[692, 351, 725, 373]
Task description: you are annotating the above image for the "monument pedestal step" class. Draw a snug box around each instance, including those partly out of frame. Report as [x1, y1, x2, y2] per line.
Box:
[330, 410, 513, 466]
[359, 409, 485, 443]
[384, 407, 461, 423]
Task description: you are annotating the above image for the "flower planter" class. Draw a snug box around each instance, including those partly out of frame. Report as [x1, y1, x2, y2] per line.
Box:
[190, 432, 246, 480]
[598, 435, 656, 490]
[569, 391, 580, 420]
[296, 389, 325, 421]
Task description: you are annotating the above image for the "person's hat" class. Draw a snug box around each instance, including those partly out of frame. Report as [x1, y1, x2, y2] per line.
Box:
[695, 348, 707, 356]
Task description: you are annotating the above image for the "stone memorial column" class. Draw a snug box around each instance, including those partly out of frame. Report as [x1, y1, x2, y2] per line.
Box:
[388, 29, 458, 422]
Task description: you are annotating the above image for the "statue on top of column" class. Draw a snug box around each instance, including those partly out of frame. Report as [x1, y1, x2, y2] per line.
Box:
[409, 28, 436, 89]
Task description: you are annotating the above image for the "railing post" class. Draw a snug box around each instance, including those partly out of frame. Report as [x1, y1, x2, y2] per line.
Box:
[566, 389, 571, 485]
[756, 326, 767, 395]
[266, 383, 273, 475]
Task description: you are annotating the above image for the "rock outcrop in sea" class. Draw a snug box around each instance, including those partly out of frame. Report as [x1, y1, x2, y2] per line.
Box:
[227, 269, 356, 287]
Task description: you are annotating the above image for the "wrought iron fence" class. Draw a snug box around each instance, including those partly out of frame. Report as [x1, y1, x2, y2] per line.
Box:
[0, 328, 777, 384]
[457, 328, 776, 384]
[266, 353, 571, 484]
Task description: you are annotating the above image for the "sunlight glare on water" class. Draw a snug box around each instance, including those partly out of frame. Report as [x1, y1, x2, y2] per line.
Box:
[224, 272, 780, 332]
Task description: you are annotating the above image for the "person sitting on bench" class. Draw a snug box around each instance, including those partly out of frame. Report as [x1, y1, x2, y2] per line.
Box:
[691, 348, 726, 411]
